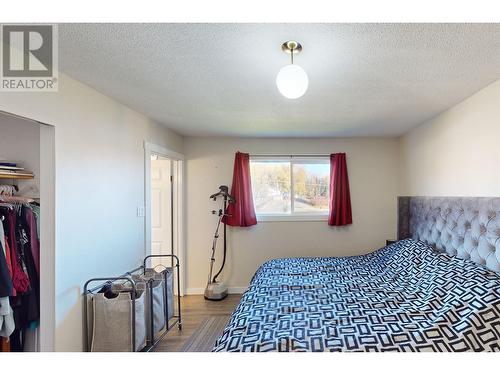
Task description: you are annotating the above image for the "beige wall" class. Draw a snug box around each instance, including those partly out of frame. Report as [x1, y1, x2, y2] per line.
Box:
[185, 137, 400, 293]
[400, 78, 500, 196]
[0, 73, 183, 351]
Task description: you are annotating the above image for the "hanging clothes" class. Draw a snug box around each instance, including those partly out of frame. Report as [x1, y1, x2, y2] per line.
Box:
[0, 297, 14, 338]
[24, 208, 39, 276]
[0, 222, 13, 287]
[10, 206, 40, 350]
[29, 204, 40, 240]
[0, 221, 14, 339]
[1, 208, 29, 294]
[0, 219, 6, 261]
[0, 216, 15, 341]
[0, 236, 12, 298]
[0, 247, 12, 298]
[0, 204, 40, 351]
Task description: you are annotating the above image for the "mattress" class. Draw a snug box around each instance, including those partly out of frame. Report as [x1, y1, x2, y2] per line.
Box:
[213, 239, 500, 352]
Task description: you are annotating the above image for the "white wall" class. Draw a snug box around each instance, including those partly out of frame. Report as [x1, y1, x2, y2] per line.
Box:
[185, 137, 400, 293]
[0, 72, 183, 351]
[0, 113, 40, 196]
[400, 78, 500, 196]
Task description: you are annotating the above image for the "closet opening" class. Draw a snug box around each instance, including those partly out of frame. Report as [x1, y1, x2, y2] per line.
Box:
[0, 110, 55, 352]
[144, 142, 185, 297]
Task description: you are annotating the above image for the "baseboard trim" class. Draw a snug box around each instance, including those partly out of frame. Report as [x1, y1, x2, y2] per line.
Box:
[186, 286, 248, 295]
[185, 287, 204, 295]
[228, 287, 248, 294]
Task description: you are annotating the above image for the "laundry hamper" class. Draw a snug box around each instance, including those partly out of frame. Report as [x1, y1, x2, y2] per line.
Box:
[134, 267, 174, 340]
[90, 285, 147, 352]
[144, 267, 174, 322]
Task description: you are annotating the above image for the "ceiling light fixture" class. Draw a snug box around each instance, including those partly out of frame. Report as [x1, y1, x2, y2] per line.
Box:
[276, 40, 308, 99]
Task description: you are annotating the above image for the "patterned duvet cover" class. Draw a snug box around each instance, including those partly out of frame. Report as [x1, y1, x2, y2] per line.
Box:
[213, 239, 500, 352]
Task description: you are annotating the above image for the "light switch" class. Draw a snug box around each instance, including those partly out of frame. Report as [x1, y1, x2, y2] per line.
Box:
[137, 206, 145, 217]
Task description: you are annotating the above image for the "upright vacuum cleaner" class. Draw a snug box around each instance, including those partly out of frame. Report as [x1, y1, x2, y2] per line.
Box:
[204, 185, 235, 301]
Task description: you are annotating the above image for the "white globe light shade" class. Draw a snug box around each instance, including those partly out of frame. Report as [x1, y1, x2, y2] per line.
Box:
[276, 64, 309, 99]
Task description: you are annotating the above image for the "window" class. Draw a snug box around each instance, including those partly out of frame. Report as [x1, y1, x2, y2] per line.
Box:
[250, 156, 330, 221]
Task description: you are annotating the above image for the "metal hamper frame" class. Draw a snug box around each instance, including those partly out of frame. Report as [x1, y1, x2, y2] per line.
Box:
[82, 254, 182, 352]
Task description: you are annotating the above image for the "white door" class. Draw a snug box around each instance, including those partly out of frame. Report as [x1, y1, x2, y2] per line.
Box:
[151, 156, 172, 269]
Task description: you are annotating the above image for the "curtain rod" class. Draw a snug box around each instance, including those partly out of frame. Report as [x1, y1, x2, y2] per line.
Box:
[250, 154, 330, 158]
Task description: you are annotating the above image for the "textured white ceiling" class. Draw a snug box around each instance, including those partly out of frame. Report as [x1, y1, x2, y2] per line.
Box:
[59, 23, 500, 137]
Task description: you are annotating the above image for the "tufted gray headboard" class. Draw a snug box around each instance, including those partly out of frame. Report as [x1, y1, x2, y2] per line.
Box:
[398, 196, 500, 273]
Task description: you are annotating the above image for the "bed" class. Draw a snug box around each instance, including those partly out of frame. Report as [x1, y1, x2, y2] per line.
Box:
[213, 197, 500, 352]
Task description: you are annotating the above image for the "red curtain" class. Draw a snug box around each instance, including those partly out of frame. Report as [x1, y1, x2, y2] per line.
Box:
[328, 153, 352, 226]
[224, 152, 257, 227]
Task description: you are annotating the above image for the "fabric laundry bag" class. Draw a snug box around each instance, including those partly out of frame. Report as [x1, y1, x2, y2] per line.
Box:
[90, 286, 147, 352]
[86, 294, 95, 350]
[144, 268, 174, 322]
[133, 268, 174, 339]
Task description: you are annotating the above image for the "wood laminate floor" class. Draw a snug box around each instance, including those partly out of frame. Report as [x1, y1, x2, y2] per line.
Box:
[154, 294, 242, 352]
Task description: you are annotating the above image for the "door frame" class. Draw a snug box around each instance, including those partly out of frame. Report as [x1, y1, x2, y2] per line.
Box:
[144, 141, 185, 296]
[0, 110, 56, 351]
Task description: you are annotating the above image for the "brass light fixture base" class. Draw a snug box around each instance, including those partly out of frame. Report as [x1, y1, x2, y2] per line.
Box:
[281, 41, 302, 54]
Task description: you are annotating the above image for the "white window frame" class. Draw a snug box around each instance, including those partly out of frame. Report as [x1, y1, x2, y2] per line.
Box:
[250, 155, 330, 222]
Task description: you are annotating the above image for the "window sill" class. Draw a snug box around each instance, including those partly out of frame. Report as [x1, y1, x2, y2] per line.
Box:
[257, 214, 328, 222]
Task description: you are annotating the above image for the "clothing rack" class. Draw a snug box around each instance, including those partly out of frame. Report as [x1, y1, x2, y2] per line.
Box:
[83, 254, 182, 352]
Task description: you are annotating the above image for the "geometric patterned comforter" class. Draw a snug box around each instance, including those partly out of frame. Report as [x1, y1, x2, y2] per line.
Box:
[213, 239, 500, 352]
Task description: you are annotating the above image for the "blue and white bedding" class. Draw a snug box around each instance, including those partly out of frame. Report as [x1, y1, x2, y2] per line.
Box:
[213, 239, 500, 352]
